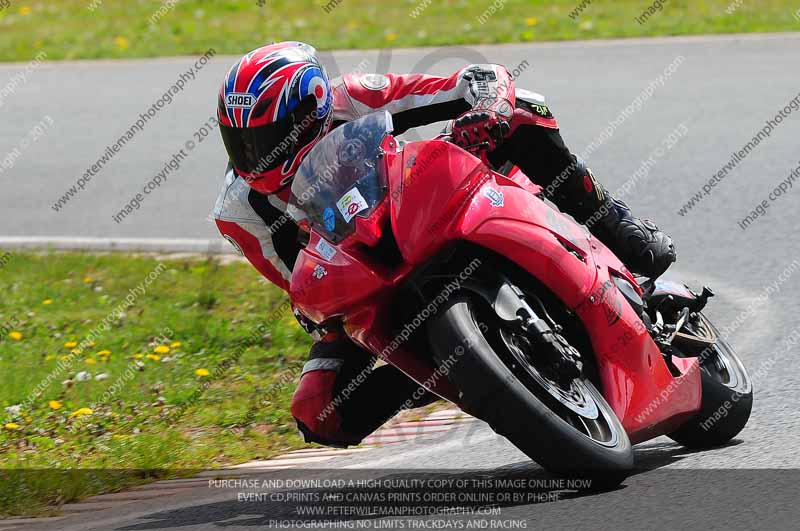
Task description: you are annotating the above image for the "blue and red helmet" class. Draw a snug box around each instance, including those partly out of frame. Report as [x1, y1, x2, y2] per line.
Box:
[218, 42, 333, 195]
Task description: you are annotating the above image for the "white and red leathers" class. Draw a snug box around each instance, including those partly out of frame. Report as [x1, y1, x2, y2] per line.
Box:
[214, 64, 557, 291]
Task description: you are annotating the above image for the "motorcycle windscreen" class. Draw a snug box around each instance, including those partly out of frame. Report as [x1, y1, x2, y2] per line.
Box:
[288, 111, 393, 244]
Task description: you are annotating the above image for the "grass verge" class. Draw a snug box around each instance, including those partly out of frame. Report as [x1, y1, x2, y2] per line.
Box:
[0, 1, 798, 62]
[0, 251, 311, 516]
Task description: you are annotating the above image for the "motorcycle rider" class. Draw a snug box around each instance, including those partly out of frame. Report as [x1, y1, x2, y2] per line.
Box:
[214, 41, 676, 447]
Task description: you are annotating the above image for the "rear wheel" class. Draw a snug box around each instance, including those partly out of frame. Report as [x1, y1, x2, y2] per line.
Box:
[428, 294, 633, 481]
[668, 313, 753, 448]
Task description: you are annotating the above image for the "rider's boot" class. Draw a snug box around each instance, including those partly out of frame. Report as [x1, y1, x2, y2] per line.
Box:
[554, 160, 677, 279]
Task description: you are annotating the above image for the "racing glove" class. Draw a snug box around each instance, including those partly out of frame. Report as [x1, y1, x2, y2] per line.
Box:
[451, 97, 514, 154]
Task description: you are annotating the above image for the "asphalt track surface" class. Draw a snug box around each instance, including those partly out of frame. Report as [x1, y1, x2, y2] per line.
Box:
[3, 34, 800, 529]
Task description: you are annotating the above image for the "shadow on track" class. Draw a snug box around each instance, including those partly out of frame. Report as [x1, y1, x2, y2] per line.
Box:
[114, 466, 618, 530]
[114, 439, 748, 530]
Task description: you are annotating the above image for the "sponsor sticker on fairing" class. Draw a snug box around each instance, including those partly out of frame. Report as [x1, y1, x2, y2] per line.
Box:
[312, 264, 327, 280]
[322, 207, 336, 231]
[314, 238, 337, 261]
[484, 187, 504, 207]
[336, 186, 369, 223]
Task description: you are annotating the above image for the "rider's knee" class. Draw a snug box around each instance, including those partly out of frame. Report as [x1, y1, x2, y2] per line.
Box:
[290, 354, 363, 448]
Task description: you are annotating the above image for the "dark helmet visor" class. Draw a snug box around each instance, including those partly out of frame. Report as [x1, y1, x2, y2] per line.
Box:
[219, 96, 323, 177]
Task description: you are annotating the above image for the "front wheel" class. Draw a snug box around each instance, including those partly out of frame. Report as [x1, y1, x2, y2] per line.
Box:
[428, 294, 633, 481]
[668, 314, 753, 448]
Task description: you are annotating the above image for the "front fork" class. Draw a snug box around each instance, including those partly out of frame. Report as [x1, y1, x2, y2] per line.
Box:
[462, 276, 583, 382]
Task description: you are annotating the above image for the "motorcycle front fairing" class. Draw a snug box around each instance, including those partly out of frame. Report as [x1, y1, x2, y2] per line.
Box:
[289, 112, 701, 442]
[288, 112, 462, 401]
[388, 139, 702, 442]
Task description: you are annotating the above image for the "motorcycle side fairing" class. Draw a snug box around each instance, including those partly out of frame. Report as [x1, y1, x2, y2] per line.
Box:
[291, 228, 460, 396]
[291, 133, 701, 444]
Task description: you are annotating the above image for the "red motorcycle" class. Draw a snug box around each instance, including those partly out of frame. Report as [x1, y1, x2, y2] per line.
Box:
[287, 112, 752, 479]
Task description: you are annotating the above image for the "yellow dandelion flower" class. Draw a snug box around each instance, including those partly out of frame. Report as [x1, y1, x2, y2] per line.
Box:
[97, 350, 111, 356]
[4, 423, 21, 430]
[146, 354, 161, 362]
[83, 276, 93, 283]
[385, 33, 398, 42]
[64, 341, 78, 349]
[84, 358, 96, 365]
[132, 353, 144, 359]
[69, 407, 93, 418]
[114, 36, 130, 50]
[48, 400, 62, 410]
[170, 342, 182, 348]
[18, 6, 32, 16]
[525, 17, 538, 26]
[194, 368, 210, 377]
[42, 299, 53, 305]
[59, 355, 72, 362]
[154, 345, 170, 354]
[8, 331, 22, 341]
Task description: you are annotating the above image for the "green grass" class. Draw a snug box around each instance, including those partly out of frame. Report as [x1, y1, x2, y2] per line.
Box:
[0, 0, 798, 62]
[0, 252, 312, 516]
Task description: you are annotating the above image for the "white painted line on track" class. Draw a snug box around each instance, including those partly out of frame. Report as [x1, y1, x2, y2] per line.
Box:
[0, 236, 236, 254]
